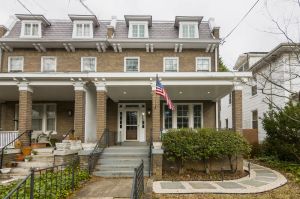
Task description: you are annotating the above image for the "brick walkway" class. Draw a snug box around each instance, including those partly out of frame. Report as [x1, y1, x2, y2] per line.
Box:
[153, 162, 287, 194]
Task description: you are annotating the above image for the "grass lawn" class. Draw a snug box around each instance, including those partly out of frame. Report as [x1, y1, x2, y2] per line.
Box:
[154, 159, 300, 199]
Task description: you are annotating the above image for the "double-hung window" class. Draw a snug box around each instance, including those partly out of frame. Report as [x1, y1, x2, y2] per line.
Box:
[41, 57, 57, 72]
[179, 22, 199, 39]
[124, 57, 140, 72]
[252, 110, 258, 129]
[8, 56, 24, 72]
[164, 105, 173, 129]
[196, 57, 211, 72]
[21, 21, 41, 38]
[164, 57, 179, 72]
[32, 104, 56, 132]
[128, 22, 148, 38]
[72, 21, 93, 38]
[177, 105, 189, 128]
[81, 57, 96, 72]
[193, 105, 202, 128]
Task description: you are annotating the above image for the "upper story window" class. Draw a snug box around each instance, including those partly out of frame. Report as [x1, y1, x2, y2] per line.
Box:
[179, 22, 199, 39]
[164, 57, 179, 72]
[21, 21, 41, 38]
[41, 57, 57, 72]
[252, 110, 258, 129]
[196, 57, 211, 72]
[81, 57, 96, 72]
[124, 57, 140, 72]
[8, 56, 24, 72]
[128, 21, 149, 38]
[72, 21, 93, 38]
[229, 92, 232, 105]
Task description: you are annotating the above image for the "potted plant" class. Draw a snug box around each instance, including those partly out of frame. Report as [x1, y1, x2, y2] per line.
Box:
[24, 156, 32, 162]
[21, 146, 32, 156]
[31, 150, 38, 155]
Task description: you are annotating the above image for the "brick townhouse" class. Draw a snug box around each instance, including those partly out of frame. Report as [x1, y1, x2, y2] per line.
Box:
[0, 14, 251, 153]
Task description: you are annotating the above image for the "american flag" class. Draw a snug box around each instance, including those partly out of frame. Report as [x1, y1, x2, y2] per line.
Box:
[156, 76, 175, 110]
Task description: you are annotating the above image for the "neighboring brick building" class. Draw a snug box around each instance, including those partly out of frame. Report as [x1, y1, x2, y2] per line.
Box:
[0, 14, 251, 175]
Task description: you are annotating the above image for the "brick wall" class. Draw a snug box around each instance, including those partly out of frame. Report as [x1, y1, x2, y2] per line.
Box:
[96, 91, 107, 139]
[232, 90, 242, 133]
[74, 91, 86, 141]
[0, 102, 16, 131]
[18, 90, 32, 145]
[1, 49, 216, 73]
[242, 129, 258, 145]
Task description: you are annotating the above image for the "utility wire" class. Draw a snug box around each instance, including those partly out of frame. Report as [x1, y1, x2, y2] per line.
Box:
[79, 0, 96, 15]
[17, 0, 33, 15]
[221, 0, 261, 44]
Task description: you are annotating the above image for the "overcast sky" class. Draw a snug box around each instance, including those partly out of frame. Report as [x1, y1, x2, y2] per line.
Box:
[0, 0, 299, 69]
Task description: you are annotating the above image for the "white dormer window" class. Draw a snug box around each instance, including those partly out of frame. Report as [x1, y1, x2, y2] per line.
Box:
[128, 21, 148, 38]
[72, 21, 93, 38]
[20, 21, 41, 38]
[179, 22, 199, 39]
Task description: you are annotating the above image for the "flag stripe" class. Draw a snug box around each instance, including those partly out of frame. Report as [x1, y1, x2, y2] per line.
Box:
[155, 76, 175, 110]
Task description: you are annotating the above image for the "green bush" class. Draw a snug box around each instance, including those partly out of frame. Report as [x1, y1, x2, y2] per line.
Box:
[262, 102, 300, 162]
[162, 128, 251, 173]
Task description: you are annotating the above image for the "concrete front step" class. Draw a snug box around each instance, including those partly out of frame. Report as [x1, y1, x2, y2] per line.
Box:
[98, 158, 148, 165]
[121, 141, 148, 146]
[32, 147, 54, 154]
[104, 147, 149, 153]
[11, 161, 53, 168]
[95, 164, 149, 171]
[10, 167, 31, 175]
[93, 170, 150, 177]
[101, 152, 148, 158]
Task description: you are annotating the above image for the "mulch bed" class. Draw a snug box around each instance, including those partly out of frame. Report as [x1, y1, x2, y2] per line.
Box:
[162, 168, 248, 181]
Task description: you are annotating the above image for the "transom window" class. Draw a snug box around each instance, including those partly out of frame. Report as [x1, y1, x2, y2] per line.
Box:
[179, 22, 199, 38]
[163, 103, 203, 130]
[8, 56, 24, 72]
[164, 57, 179, 72]
[72, 21, 93, 38]
[124, 57, 140, 72]
[81, 57, 96, 72]
[41, 57, 57, 72]
[128, 22, 149, 38]
[196, 57, 211, 72]
[21, 21, 41, 38]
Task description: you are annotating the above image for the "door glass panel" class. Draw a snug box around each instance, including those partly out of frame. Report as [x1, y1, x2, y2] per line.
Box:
[126, 111, 138, 140]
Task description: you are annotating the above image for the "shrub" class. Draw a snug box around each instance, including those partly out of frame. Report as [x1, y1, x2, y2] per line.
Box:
[162, 128, 251, 173]
[262, 102, 300, 162]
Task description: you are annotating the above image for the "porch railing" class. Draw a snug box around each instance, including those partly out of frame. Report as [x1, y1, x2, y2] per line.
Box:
[61, 128, 75, 141]
[3, 156, 83, 199]
[0, 131, 19, 149]
[0, 130, 32, 169]
[88, 128, 109, 174]
[130, 160, 144, 199]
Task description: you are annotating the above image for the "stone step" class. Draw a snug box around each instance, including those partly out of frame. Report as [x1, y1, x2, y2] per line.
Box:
[98, 158, 149, 165]
[121, 142, 148, 146]
[101, 152, 148, 158]
[10, 167, 30, 175]
[32, 147, 54, 154]
[95, 164, 149, 171]
[93, 170, 149, 177]
[104, 147, 149, 153]
[31, 154, 54, 162]
[12, 161, 53, 168]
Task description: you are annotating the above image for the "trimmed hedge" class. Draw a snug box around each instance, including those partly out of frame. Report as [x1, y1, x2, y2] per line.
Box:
[162, 128, 251, 173]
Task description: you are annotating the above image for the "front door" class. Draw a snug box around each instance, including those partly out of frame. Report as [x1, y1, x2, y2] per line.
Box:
[126, 110, 138, 140]
[118, 103, 146, 142]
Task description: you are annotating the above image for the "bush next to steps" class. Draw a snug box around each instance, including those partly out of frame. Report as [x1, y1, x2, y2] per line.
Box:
[162, 128, 251, 173]
[262, 102, 300, 162]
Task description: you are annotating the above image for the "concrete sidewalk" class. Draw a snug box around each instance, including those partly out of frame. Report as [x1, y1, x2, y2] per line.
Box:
[70, 177, 132, 199]
[153, 162, 287, 194]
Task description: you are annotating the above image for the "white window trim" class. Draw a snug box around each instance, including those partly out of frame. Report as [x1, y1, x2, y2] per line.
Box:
[41, 56, 57, 72]
[163, 57, 179, 72]
[128, 21, 149, 38]
[162, 103, 203, 131]
[20, 20, 42, 38]
[72, 20, 94, 39]
[124, 57, 140, 72]
[8, 56, 24, 72]
[81, 57, 97, 72]
[179, 21, 199, 39]
[32, 103, 57, 132]
[195, 57, 211, 72]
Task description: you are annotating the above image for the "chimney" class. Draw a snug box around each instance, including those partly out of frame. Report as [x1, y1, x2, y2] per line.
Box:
[0, 25, 8, 38]
[208, 18, 220, 39]
[107, 16, 117, 39]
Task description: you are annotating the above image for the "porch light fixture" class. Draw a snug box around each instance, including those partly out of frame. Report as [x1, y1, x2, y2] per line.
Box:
[67, 109, 73, 117]
[123, 91, 127, 95]
[147, 109, 151, 116]
[207, 91, 211, 94]
[179, 91, 183, 94]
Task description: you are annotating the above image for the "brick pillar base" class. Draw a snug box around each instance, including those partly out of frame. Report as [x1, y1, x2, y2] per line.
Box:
[96, 90, 107, 139]
[152, 91, 160, 141]
[74, 89, 86, 141]
[152, 153, 163, 180]
[232, 89, 243, 133]
[18, 88, 33, 146]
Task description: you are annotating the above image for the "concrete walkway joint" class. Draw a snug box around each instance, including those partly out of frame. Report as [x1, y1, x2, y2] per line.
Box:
[153, 162, 287, 194]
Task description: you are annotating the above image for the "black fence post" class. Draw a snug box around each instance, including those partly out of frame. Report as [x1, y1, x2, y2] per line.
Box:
[72, 159, 75, 191]
[30, 168, 35, 199]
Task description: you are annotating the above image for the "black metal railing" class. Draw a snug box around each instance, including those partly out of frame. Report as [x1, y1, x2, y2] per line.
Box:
[88, 128, 109, 174]
[61, 128, 75, 141]
[0, 130, 32, 169]
[149, 128, 153, 177]
[130, 160, 144, 199]
[3, 156, 86, 199]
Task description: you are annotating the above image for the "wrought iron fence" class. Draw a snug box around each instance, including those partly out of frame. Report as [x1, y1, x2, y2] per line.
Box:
[130, 160, 144, 199]
[88, 128, 109, 174]
[0, 130, 32, 169]
[3, 156, 88, 199]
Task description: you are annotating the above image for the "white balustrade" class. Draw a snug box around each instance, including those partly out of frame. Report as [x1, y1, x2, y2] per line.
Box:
[0, 131, 19, 149]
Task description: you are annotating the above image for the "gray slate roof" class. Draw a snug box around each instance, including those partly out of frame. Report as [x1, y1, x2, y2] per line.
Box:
[5, 19, 213, 40]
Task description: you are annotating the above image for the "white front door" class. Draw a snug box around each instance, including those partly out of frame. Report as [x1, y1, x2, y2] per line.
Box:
[118, 103, 146, 142]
